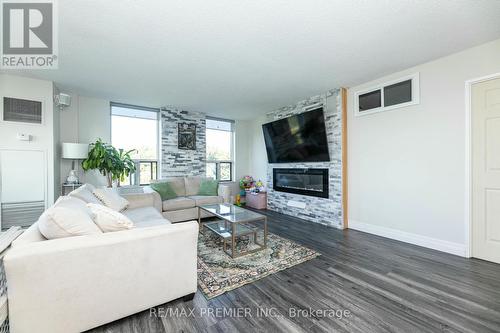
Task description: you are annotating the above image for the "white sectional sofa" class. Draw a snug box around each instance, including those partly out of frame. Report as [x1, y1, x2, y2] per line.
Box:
[140, 176, 233, 223]
[4, 184, 198, 333]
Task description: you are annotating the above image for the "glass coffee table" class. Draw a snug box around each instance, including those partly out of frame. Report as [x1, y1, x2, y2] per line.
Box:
[198, 204, 268, 258]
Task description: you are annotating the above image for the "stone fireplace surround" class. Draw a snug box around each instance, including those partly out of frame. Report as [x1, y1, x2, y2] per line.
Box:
[266, 89, 345, 229]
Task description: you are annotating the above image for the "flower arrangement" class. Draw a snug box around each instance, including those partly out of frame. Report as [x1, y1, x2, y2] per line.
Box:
[239, 175, 254, 190]
[255, 180, 266, 192]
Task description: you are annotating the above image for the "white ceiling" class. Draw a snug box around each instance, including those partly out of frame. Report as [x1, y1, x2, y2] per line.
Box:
[5, 0, 500, 119]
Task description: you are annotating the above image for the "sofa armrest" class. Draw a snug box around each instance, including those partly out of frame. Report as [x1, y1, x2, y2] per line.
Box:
[121, 186, 162, 212]
[218, 184, 232, 203]
[4, 222, 198, 333]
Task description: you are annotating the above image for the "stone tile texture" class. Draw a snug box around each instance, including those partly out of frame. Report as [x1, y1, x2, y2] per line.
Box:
[161, 107, 206, 177]
[266, 89, 344, 228]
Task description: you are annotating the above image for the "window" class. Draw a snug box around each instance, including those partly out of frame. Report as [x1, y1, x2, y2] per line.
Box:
[384, 79, 412, 107]
[206, 117, 234, 181]
[358, 90, 381, 112]
[111, 103, 159, 185]
[354, 73, 419, 116]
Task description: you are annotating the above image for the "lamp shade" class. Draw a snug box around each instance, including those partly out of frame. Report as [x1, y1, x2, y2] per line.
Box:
[62, 143, 89, 159]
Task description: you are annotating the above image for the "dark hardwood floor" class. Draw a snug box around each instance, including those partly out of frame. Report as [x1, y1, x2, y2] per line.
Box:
[89, 210, 500, 333]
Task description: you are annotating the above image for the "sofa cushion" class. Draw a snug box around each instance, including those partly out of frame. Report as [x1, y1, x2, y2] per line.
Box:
[198, 179, 219, 196]
[93, 187, 129, 211]
[37, 197, 102, 239]
[162, 207, 199, 223]
[162, 197, 196, 211]
[165, 177, 186, 197]
[87, 203, 134, 232]
[184, 176, 211, 196]
[188, 195, 223, 206]
[133, 219, 170, 228]
[122, 206, 167, 224]
[150, 181, 177, 200]
[68, 184, 102, 204]
[152, 177, 186, 197]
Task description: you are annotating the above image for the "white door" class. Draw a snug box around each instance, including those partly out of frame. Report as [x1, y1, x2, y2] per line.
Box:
[0, 150, 46, 229]
[472, 77, 500, 264]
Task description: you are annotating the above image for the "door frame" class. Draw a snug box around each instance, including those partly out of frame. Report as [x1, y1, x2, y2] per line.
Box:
[464, 72, 500, 258]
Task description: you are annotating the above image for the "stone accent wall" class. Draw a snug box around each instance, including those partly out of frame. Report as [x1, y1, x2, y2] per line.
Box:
[160, 107, 206, 177]
[266, 89, 344, 228]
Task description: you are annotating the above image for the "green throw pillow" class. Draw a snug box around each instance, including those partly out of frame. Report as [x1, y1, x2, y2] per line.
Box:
[198, 179, 219, 196]
[151, 182, 177, 201]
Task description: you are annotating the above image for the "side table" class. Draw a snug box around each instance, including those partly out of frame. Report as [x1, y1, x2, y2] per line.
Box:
[245, 192, 267, 210]
[61, 183, 83, 196]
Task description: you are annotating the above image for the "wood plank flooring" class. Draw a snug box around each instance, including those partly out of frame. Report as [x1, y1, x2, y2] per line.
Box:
[88, 210, 500, 333]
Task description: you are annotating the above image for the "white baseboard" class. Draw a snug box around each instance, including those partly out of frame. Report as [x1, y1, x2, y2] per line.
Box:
[348, 220, 467, 257]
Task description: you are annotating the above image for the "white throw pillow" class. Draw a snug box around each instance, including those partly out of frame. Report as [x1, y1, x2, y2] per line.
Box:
[87, 203, 134, 232]
[68, 184, 102, 204]
[92, 188, 129, 211]
[54, 195, 94, 213]
[38, 197, 102, 239]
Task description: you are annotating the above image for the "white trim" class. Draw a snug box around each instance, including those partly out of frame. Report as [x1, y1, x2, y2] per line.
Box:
[464, 72, 500, 259]
[349, 220, 467, 257]
[110, 103, 161, 183]
[206, 126, 235, 181]
[354, 73, 420, 117]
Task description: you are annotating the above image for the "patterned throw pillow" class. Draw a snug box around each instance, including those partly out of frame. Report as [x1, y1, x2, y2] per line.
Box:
[198, 179, 219, 196]
[68, 184, 102, 204]
[92, 188, 130, 212]
[87, 203, 134, 232]
[150, 181, 177, 201]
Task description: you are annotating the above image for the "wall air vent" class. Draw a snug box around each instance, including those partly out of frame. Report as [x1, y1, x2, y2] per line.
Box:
[3, 97, 42, 124]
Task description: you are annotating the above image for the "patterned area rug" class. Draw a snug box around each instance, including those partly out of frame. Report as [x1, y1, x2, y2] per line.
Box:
[197, 230, 320, 299]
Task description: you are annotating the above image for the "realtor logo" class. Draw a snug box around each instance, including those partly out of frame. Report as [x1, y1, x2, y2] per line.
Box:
[1, 0, 58, 69]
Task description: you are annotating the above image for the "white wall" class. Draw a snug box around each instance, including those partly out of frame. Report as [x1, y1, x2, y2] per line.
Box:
[234, 120, 251, 180]
[59, 93, 78, 186]
[59, 94, 110, 187]
[52, 85, 61, 199]
[348, 38, 500, 256]
[248, 115, 268, 185]
[0, 74, 57, 205]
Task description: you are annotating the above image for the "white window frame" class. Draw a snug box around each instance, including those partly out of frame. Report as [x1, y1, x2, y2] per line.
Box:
[205, 117, 235, 182]
[354, 73, 420, 117]
[110, 102, 160, 185]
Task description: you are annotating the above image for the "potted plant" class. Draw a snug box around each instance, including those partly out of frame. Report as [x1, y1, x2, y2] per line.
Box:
[81, 139, 136, 187]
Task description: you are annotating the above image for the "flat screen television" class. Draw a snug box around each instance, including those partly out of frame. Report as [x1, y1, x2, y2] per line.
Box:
[262, 108, 330, 163]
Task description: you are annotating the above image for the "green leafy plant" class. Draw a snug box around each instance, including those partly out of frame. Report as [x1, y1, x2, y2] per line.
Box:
[81, 139, 136, 187]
